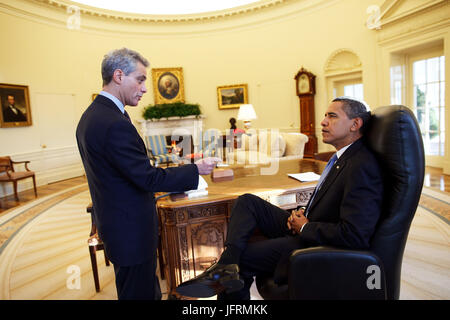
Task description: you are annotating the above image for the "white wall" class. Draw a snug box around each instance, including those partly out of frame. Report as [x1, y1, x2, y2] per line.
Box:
[0, 0, 448, 197]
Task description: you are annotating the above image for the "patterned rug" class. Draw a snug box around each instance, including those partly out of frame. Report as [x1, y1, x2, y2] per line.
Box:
[0, 184, 448, 300]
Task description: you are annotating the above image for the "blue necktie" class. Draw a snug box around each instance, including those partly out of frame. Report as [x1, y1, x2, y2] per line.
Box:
[305, 153, 337, 217]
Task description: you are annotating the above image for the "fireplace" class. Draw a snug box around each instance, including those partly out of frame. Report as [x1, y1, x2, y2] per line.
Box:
[164, 134, 194, 158]
[138, 115, 204, 156]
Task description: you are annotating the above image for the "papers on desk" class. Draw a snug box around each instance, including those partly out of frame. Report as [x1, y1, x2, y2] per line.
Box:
[185, 176, 209, 199]
[288, 172, 321, 182]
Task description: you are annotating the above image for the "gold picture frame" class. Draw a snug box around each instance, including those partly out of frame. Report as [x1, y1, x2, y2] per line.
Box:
[0, 83, 32, 128]
[152, 67, 185, 104]
[217, 84, 248, 110]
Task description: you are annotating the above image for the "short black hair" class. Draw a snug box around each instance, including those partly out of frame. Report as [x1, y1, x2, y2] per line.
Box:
[333, 97, 371, 134]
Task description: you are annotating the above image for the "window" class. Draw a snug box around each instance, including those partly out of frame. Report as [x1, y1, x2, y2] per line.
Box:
[390, 64, 405, 105]
[412, 55, 445, 156]
[343, 83, 364, 101]
[332, 79, 364, 101]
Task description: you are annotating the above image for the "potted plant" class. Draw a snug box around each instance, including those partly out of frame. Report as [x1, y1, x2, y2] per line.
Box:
[142, 102, 202, 120]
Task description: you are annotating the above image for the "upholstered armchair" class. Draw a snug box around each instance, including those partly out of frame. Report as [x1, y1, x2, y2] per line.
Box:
[256, 105, 425, 300]
[145, 135, 180, 167]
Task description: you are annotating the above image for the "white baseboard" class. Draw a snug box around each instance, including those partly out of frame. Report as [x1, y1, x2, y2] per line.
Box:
[0, 146, 85, 199]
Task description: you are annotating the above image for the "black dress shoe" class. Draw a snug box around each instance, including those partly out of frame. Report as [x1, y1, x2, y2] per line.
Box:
[175, 263, 244, 298]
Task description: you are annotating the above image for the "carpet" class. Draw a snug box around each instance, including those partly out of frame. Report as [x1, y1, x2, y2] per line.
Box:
[0, 185, 448, 300]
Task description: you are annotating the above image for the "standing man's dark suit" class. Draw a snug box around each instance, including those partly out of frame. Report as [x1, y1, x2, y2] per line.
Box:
[77, 48, 218, 300]
[76, 95, 199, 299]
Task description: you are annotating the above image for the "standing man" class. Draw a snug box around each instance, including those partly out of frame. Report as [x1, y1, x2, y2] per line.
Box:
[176, 97, 384, 299]
[76, 48, 218, 300]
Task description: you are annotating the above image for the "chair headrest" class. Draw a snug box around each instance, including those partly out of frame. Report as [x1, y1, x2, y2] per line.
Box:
[366, 105, 425, 187]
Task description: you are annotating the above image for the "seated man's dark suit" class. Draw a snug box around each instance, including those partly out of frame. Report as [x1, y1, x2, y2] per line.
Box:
[221, 138, 383, 299]
[76, 95, 199, 299]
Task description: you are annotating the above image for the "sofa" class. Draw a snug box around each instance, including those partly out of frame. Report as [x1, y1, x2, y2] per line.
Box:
[226, 130, 309, 165]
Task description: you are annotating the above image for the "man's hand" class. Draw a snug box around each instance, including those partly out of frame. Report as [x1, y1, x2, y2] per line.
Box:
[195, 157, 222, 175]
[287, 208, 309, 234]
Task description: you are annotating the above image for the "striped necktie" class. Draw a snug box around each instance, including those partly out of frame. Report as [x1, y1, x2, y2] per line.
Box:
[305, 153, 337, 217]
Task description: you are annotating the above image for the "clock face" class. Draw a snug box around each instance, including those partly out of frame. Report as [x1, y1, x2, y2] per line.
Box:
[298, 74, 310, 94]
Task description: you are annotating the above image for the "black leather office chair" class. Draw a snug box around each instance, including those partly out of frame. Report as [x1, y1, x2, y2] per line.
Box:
[256, 105, 425, 300]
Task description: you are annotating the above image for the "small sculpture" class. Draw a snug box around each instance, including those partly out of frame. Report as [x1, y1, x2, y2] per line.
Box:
[229, 117, 237, 130]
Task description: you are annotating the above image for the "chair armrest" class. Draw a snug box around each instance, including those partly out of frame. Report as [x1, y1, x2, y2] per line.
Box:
[288, 246, 386, 300]
[11, 160, 30, 164]
[0, 164, 12, 178]
[11, 160, 32, 171]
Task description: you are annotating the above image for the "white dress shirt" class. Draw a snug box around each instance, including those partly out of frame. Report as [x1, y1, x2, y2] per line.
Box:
[99, 91, 125, 114]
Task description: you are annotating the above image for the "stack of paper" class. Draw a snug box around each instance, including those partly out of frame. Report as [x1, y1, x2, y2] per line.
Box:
[185, 176, 209, 199]
[288, 172, 321, 182]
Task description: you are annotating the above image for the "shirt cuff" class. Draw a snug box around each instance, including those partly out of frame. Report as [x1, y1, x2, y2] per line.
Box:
[300, 222, 308, 233]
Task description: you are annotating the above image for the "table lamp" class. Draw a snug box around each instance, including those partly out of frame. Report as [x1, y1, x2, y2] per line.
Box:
[237, 104, 257, 130]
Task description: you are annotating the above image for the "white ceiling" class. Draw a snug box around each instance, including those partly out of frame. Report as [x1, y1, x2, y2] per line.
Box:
[69, 0, 262, 15]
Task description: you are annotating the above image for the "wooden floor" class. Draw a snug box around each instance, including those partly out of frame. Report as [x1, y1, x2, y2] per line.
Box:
[0, 176, 88, 214]
[424, 167, 450, 193]
[0, 167, 448, 300]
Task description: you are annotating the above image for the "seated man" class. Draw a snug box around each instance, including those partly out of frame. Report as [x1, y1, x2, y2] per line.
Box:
[176, 97, 384, 299]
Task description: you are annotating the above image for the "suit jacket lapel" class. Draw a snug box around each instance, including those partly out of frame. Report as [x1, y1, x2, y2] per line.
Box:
[307, 139, 364, 213]
[94, 95, 148, 154]
[94, 95, 124, 116]
[309, 159, 346, 209]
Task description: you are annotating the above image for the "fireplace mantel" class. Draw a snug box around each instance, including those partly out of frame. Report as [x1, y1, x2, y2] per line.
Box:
[138, 115, 205, 153]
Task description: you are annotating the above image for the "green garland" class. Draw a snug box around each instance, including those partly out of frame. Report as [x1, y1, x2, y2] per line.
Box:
[142, 102, 202, 120]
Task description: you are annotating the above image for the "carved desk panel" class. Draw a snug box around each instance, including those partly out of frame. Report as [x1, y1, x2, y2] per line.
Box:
[157, 159, 325, 297]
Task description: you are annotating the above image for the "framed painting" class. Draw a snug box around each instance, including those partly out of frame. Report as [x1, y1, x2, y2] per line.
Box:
[0, 83, 32, 128]
[152, 67, 185, 104]
[217, 84, 248, 109]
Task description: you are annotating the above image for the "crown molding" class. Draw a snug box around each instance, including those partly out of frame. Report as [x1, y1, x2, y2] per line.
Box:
[375, 0, 450, 46]
[0, 0, 336, 37]
[33, 0, 290, 23]
[378, 0, 448, 28]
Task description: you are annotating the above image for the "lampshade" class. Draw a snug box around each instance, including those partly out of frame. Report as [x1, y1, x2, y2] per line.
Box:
[237, 104, 257, 121]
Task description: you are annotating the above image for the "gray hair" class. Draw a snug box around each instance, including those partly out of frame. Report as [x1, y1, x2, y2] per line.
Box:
[101, 48, 149, 86]
[332, 96, 371, 133]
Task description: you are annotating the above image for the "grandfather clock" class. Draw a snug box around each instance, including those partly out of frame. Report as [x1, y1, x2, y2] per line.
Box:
[295, 67, 317, 158]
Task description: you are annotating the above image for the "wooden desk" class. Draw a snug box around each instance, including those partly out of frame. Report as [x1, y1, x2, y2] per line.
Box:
[157, 159, 325, 297]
